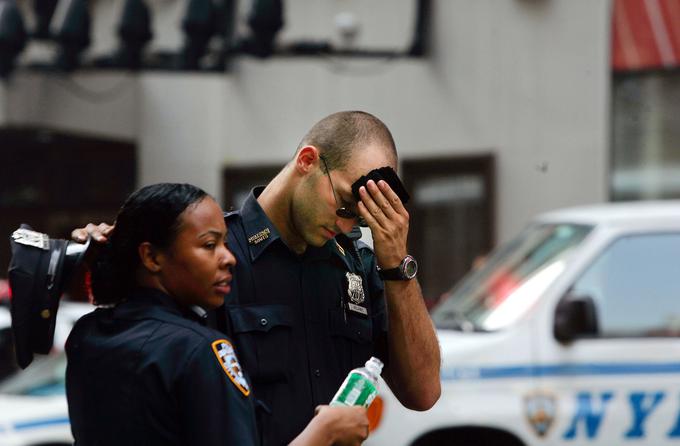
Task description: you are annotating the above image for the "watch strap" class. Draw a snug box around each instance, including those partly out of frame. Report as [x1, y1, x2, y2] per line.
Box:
[377, 255, 417, 281]
[377, 266, 403, 281]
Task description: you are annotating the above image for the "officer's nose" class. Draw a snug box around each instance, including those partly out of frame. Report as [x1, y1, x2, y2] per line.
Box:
[219, 244, 237, 269]
[335, 217, 356, 234]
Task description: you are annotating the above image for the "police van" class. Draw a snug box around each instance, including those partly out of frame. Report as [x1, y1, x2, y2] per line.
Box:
[367, 201, 680, 446]
[0, 302, 90, 446]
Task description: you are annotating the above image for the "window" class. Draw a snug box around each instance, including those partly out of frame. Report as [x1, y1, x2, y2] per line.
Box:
[612, 73, 680, 200]
[0, 128, 136, 278]
[610, 0, 680, 199]
[571, 233, 680, 337]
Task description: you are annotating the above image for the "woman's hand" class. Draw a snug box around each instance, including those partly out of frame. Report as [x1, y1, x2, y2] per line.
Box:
[290, 405, 369, 446]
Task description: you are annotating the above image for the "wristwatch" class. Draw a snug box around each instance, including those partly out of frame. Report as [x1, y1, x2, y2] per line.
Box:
[377, 255, 418, 281]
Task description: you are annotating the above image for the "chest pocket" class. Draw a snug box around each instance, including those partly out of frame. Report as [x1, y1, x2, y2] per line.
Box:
[228, 304, 294, 384]
[328, 308, 373, 369]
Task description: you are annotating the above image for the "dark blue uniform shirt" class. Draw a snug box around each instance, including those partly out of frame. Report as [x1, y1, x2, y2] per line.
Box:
[66, 288, 259, 446]
[219, 187, 389, 446]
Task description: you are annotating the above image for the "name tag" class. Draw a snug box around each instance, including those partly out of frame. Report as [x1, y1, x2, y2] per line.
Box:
[347, 302, 368, 315]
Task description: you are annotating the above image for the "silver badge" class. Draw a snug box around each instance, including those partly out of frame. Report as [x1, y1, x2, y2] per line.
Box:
[12, 228, 49, 250]
[345, 272, 365, 305]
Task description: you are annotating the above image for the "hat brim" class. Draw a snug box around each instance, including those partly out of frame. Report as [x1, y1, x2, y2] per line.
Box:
[8, 226, 91, 369]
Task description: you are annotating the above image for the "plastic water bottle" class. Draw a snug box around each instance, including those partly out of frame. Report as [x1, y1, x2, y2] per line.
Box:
[330, 357, 384, 408]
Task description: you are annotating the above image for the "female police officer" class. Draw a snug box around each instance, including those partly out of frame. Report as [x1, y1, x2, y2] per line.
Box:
[65, 183, 368, 445]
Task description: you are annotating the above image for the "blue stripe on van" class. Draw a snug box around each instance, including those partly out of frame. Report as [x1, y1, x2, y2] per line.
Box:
[442, 362, 680, 381]
[13, 417, 70, 431]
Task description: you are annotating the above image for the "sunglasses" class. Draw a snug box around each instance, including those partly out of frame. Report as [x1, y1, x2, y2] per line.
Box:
[319, 156, 359, 220]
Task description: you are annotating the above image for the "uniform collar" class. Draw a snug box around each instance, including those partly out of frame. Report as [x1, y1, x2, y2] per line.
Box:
[115, 287, 209, 325]
[240, 187, 284, 261]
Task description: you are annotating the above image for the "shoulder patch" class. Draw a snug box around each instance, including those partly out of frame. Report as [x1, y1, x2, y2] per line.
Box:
[211, 339, 250, 396]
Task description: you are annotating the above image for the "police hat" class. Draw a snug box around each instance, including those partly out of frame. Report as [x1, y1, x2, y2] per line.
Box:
[8, 224, 90, 369]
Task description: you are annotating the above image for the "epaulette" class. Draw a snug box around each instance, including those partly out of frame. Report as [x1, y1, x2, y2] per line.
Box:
[356, 239, 374, 253]
[337, 227, 376, 253]
[335, 231, 373, 286]
[223, 209, 241, 220]
[346, 226, 362, 241]
[336, 229, 375, 268]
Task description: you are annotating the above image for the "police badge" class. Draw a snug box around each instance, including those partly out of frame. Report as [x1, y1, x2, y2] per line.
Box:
[524, 391, 556, 438]
[345, 272, 367, 316]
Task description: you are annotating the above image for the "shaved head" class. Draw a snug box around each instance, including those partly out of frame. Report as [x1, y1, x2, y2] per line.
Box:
[296, 111, 397, 172]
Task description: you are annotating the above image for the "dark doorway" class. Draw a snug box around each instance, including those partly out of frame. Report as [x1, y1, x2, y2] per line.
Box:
[401, 155, 495, 306]
[0, 128, 136, 281]
[222, 164, 284, 211]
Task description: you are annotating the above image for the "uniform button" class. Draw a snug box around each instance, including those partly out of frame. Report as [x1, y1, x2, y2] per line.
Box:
[314, 369, 321, 377]
[357, 330, 361, 337]
[260, 318, 268, 326]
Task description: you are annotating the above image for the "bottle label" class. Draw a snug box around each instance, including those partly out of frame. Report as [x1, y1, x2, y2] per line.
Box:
[331, 372, 377, 408]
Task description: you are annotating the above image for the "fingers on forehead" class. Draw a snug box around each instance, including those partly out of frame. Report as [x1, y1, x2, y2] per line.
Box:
[358, 201, 376, 224]
[377, 180, 400, 203]
[379, 180, 406, 211]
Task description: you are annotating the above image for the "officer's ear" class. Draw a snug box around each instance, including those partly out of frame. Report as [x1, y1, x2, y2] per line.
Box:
[138, 242, 163, 273]
[295, 146, 320, 175]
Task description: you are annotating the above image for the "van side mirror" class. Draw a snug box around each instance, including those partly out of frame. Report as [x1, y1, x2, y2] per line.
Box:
[553, 293, 599, 343]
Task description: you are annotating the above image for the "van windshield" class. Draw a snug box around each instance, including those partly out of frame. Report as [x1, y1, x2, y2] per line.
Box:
[432, 223, 592, 332]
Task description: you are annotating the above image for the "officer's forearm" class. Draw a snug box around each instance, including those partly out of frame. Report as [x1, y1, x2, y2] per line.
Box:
[383, 279, 441, 411]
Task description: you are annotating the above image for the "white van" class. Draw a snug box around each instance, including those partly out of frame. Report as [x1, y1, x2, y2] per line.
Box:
[367, 201, 680, 446]
[0, 302, 91, 446]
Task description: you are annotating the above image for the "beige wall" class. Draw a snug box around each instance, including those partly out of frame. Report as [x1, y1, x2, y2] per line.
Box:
[2, 0, 612, 242]
[5, 71, 138, 139]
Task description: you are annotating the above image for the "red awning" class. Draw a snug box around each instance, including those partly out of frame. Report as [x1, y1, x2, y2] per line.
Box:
[612, 0, 680, 71]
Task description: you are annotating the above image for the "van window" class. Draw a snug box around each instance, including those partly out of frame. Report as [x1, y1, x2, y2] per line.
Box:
[571, 233, 680, 338]
[433, 223, 592, 332]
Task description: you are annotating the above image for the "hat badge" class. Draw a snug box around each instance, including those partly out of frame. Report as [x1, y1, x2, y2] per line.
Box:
[12, 228, 50, 250]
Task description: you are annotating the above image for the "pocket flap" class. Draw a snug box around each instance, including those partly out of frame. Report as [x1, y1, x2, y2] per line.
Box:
[228, 305, 294, 334]
[328, 309, 372, 343]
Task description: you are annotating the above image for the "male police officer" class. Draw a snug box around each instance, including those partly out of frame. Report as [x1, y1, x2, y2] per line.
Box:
[75, 111, 441, 445]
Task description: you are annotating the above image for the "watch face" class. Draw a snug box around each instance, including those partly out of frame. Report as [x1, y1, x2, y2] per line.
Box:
[403, 257, 418, 279]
